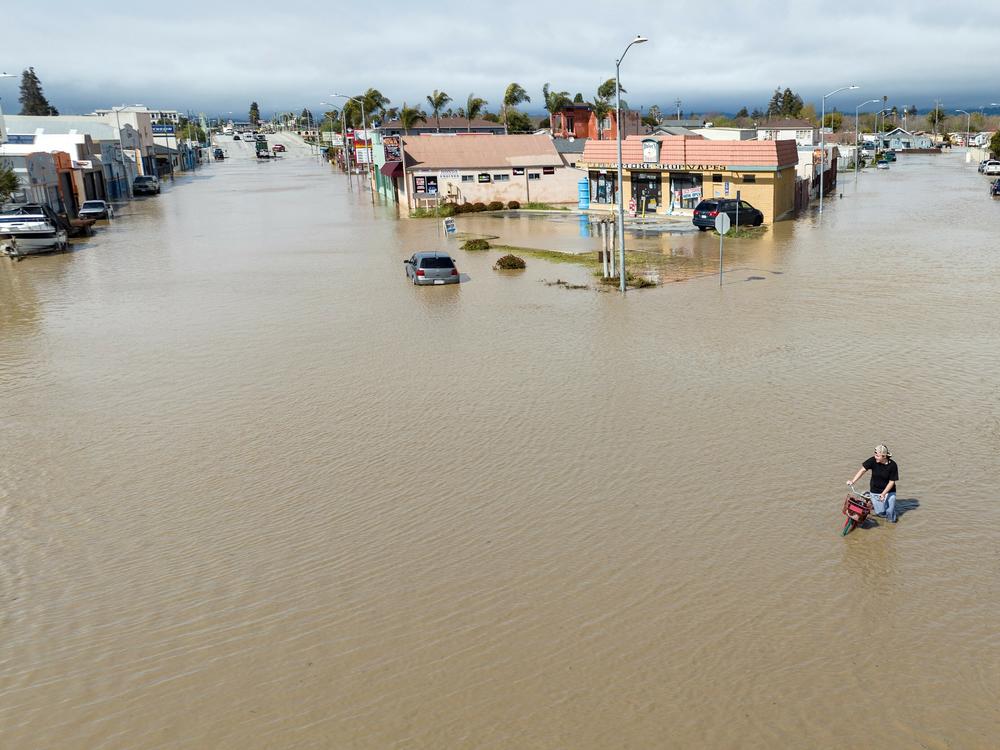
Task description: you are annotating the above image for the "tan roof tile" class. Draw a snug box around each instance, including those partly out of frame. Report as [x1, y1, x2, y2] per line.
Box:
[402, 134, 562, 169]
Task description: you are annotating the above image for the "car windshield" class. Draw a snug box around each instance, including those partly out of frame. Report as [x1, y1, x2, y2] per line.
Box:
[82, 202, 103, 209]
[420, 257, 455, 269]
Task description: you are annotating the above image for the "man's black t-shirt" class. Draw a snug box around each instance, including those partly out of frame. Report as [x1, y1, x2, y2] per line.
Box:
[863, 457, 899, 494]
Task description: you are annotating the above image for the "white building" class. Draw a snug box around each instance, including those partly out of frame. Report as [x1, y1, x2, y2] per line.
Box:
[757, 119, 818, 146]
[93, 105, 181, 124]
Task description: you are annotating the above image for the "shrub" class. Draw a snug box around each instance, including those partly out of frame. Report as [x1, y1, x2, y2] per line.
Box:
[439, 203, 457, 217]
[507, 200, 521, 209]
[453, 203, 470, 214]
[462, 239, 491, 251]
[493, 254, 526, 270]
[487, 201, 504, 211]
[472, 202, 487, 212]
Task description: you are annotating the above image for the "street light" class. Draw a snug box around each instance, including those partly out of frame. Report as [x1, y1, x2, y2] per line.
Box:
[819, 84, 859, 214]
[955, 109, 971, 150]
[321, 101, 352, 183]
[332, 93, 375, 204]
[615, 34, 648, 293]
[854, 99, 879, 188]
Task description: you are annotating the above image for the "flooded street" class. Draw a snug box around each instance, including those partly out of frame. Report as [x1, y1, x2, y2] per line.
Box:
[1, 150, 998, 748]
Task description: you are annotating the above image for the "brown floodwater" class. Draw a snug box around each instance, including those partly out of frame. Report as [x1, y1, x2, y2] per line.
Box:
[1, 151, 998, 749]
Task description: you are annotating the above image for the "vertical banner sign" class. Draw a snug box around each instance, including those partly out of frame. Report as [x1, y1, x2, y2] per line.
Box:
[383, 136, 401, 161]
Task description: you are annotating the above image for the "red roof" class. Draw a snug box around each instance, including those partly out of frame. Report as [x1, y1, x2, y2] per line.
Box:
[580, 135, 798, 168]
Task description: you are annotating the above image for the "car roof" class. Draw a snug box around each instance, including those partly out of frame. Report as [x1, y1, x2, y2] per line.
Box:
[411, 251, 453, 259]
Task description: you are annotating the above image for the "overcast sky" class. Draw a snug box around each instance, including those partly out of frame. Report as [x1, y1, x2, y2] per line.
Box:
[4, 0, 1000, 119]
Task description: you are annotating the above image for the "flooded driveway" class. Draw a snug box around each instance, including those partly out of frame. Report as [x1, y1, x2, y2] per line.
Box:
[1, 151, 997, 748]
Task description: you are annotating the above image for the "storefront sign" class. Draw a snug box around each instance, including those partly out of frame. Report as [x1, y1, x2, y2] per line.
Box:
[512, 167, 525, 175]
[151, 124, 175, 135]
[383, 135, 401, 161]
[585, 162, 725, 171]
[542, 166, 555, 175]
[681, 187, 702, 199]
[440, 169, 460, 178]
[72, 160, 93, 169]
[477, 173, 491, 183]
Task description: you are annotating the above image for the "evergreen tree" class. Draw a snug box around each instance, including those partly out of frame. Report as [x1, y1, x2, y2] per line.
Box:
[18, 67, 59, 116]
[0, 162, 20, 202]
[735, 106, 749, 118]
[573, 93, 584, 103]
[766, 88, 783, 117]
[300, 108, 314, 127]
[249, 102, 260, 127]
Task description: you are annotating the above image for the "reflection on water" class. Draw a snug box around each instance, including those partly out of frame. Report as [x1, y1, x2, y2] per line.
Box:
[1, 152, 998, 749]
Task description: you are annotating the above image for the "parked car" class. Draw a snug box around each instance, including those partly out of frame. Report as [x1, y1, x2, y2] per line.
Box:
[984, 161, 1000, 176]
[133, 175, 160, 195]
[978, 159, 991, 173]
[272, 143, 286, 153]
[404, 252, 460, 285]
[884, 150, 896, 162]
[78, 200, 113, 220]
[991, 179, 1000, 197]
[876, 159, 890, 169]
[692, 198, 764, 231]
[233, 134, 241, 141]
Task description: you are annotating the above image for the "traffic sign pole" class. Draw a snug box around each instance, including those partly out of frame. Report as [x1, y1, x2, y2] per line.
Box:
[714, 212, 731, 287]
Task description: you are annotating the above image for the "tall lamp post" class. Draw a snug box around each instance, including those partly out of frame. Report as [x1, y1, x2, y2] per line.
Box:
[819, 84, 858, 214]
[321, 101, 352, 185]
[615, 34, 648, 293]
[854, 99, 879, 188]
[332, 93, 375, 204]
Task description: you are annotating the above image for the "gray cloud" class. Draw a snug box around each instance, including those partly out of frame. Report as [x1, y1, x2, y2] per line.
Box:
[4, 0, 999, 116]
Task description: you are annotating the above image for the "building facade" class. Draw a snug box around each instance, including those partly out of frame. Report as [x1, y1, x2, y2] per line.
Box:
[550, 104, 641, 141]
[756, 119, 818, 146]
[579, 135, 799, 223]
[394, 134, 581, 208]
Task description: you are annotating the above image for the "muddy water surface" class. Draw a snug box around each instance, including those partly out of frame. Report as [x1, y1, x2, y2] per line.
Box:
[1, 151, 998, 748]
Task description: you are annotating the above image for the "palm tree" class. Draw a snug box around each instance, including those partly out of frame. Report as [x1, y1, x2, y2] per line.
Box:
[591, 96, 612, 140]
[465, 94, 487, 132]
[542, 83, 572, 132]
[425, 90, 452, 132]
[502, 83, 530, 135]
[399, 103, 427, 135]
[362, 88, 390, 124]
[384, 106, 399, 122]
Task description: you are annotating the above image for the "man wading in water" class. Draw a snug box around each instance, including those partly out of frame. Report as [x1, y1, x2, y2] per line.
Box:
[848, 444, 899, 523]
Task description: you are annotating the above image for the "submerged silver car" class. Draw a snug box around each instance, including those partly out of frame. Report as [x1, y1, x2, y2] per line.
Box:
[404, 252, 460, 285]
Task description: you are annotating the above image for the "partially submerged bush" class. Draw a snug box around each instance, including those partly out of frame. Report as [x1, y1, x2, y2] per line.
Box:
[507, 200, 521, 209]
[487, 201, 504, 211]
[462, 238, 491, 251]
[493, 253, 526, 270]
[439, 203, 458, 217]
[472, 202, 487, 212]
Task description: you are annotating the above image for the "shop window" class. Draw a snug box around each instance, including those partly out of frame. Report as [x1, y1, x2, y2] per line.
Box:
[589, 171, 617, 203]
[461, 175, 474, 183]
[493, 174, 510, 182]
[743, 174, 756, 183]
[712, 174, 722, 182]
[528, 173, 541, 180]
[669, 173, 703, 209]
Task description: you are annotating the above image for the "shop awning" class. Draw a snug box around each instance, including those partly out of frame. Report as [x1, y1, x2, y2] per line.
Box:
[380, 160, 403, 178]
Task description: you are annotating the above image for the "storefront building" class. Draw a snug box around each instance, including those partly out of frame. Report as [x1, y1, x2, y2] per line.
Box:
[579, 135, 799, 223]
[396, 134, 582, 209]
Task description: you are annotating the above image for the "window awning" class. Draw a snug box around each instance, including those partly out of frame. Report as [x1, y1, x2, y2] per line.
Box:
[380, 160, 403, 178]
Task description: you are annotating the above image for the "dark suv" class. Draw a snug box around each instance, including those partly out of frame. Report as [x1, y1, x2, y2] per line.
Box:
[692, 198, 764, 231]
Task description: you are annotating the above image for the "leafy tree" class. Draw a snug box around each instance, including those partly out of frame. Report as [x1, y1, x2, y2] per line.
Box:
[573, 93, 584, 103]
[482, 112, 500, 123]
[0, 161, 20, 203]
[502, 83, 530, 135]
[990, 130, 1000, 158]
[399, 103, 427, 134]
[822, 111, 843, 131]
[735, 106, 749, 118]
[799, 103, 818, 125]
[425, 90, 452, 132]
[249, 102, 260, 127]
[362, 88, 390, 122]
[18, 67, 58, 115]
[505, 109, 532, 133]
[384, 106, 399, 121]
[926, 105, 946, 133]
[541, 83, 572, 130]
[642, 104, 662, 127]
[464, 93, 487, 132]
